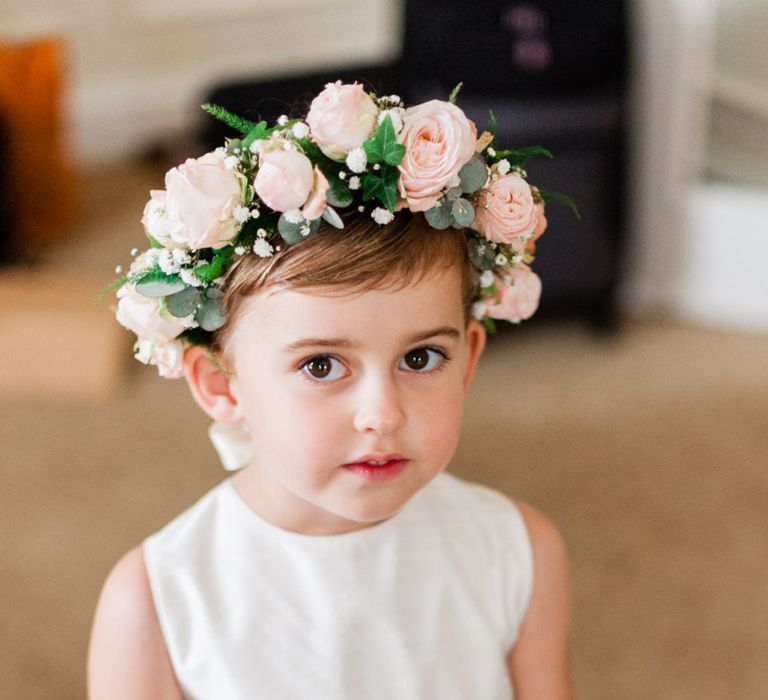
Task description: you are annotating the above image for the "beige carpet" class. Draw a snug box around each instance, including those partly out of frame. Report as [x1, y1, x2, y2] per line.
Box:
[1, 166, 766, 699]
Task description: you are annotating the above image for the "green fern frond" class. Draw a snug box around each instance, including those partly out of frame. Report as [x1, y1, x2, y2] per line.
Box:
[201, 103, 259, 135]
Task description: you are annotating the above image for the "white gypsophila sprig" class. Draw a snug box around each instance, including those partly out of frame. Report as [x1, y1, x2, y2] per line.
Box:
[345, 148, 367, 174]
[284, 209, 304, 224]
[233, 205, 251, 223]
[479, 270, 495, 288]
[253, 237, 274, 257]
[348, 176, 361, 191]
[496, 159, 511, 176]
[291, 122, 309, 139]
[377, 107, 405, 133]
[180, 269, 202, 287]
[371, 207, 394, 225]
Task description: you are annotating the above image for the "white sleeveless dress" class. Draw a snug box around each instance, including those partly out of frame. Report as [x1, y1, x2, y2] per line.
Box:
[143, 471, 533, 699]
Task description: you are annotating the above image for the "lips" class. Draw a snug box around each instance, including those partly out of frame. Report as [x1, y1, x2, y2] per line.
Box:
[342, 453, 409, 481]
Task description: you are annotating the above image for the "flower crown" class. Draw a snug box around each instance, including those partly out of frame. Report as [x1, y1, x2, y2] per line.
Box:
[112, 81, 571, 378]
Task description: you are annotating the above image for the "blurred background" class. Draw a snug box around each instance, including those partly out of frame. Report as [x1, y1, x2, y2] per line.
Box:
[1, 0, 766, 698]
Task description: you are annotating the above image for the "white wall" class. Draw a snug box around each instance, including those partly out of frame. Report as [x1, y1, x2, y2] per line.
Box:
[4, 0, 402, 164]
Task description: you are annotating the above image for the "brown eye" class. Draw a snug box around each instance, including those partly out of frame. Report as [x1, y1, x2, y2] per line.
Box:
[301, 355, 346, 382]
[400, 347, 445, 372]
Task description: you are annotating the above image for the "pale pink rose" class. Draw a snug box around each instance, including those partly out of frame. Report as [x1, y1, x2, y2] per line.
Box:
[116, 284, 188, 344]
[146, 152, 242, 250]
[301, 167, 330, 220]
[483, 266, 542, 323]
[134, 338, 186, 379]
[306, 81, 379, 160]
[141, 190, 179, 248]
[254, 143, 315, 213]
[474, 170, 537, 250]
[397, 100, 477, 212]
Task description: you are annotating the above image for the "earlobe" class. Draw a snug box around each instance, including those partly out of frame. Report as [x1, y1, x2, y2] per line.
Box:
[183, 346, 242, 423]
[462, 319, 487, 392]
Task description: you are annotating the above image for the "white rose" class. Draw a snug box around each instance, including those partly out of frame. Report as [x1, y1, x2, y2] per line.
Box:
[134, 339, 186, 379]
[306, 81, 379, 160]
[116, 284, 188, 344]
[145, 152, 243, 251]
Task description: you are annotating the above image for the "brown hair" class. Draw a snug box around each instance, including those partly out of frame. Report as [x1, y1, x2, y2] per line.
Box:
[212, 211, 478, 352]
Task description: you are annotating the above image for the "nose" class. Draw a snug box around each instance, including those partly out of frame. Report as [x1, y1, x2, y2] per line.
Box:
[352, 373, 406, 435]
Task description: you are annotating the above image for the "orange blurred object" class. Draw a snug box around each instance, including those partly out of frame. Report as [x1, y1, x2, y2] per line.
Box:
[0, 37, 78, 254]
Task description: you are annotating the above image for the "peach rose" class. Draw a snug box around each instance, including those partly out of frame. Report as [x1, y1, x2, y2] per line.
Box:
[301, 167, 330, 221]
[306, 81, 379, 160]
[483, 266, 542, 323]
[143, 152, 242, 251]
[116, 285, 188, 344]
[474, 170, 537, 250]
[397, 100, 477, 212]
[254, 142, 315, 213]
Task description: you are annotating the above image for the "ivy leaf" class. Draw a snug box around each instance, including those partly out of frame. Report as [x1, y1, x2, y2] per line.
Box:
[481, 317, 497, 334]
[194, 248, 233, 284]
[540, 190, 581, 219]
[241, 121, 269, 150]
[363, 115, 405, 167]
[361, 166, 399, 211]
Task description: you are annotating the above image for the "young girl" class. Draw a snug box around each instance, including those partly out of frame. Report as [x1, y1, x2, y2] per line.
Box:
[88, 82, 573, 699]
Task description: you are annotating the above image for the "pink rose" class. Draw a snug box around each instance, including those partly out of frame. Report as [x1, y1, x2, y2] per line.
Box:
[397, 100, 477, 212]
[306, 81, 379, 160]
[116, 284, 188, 344]
[143, 152, 242, 250]
[301, 167, 330, 221]
[483, 266, 542, 323]
[474, 170, 537, 250]
[254, 142, 315, 213]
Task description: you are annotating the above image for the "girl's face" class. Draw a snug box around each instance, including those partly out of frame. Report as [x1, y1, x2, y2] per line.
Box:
[226, 265, 485, 535]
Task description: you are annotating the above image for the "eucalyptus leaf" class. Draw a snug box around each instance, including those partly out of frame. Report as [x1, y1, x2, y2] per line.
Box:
[424, 200, 453, 230]
[451, 198, 475, 227]
[135, 276, 186, 298]
[196, 297, 227, 332]
[204, 286, 224, 301]
[321, 206, 344, 229]
[166, 287, 202, 317]
[458, 156, 488, 194]
[277, 215, 304, 244]
[326, 180, 353, 208]
[469, 240, 497, 271]
[446, 187, 462, 202]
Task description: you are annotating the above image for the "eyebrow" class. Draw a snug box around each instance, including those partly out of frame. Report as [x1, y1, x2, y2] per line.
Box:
[282, 325, 461, 352]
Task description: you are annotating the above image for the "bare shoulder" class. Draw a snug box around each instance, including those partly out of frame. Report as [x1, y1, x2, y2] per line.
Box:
[508, 502, 575, 699]
[87, 546, 182, 700]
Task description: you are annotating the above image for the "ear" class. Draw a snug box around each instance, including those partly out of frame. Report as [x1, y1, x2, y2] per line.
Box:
[183, 345, 242, 424]
[462, 319, 487, 392]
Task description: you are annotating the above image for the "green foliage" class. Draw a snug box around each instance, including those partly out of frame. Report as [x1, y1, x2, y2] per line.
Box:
[134, 269, 186, 297]
[95, 275, 130, 307]
[166, 287, 202, 318]
[196, 288, 227, 331]
[201, 103, 259, 135]
[485, 110, 497, 135]
[326, 176, 353, 208]
[493, 145, 553, 167]
[362, 115, 405, 167]
[194, 247, 234, 284]
[321, 206, 344, 229]
[540, 190, 581, 220]
[448, 82, 463, 104]
[424, 200, 453, 230]
[481, 317, 497, 334]
[458, 156, 488, 193]
[361, 165, 400, 211]
[146, 234, 163, 249]
[241, 121, 269, 149]
[451, 198, 475, 227]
